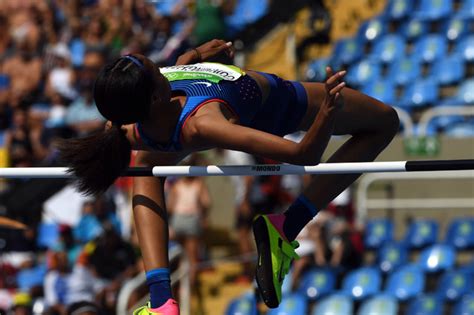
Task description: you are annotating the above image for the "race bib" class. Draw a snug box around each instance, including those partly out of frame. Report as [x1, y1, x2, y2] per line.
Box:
[160, 63, 245, 83]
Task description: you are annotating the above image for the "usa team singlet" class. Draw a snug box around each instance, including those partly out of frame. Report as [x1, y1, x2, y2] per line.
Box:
[136, 63, 308, 152]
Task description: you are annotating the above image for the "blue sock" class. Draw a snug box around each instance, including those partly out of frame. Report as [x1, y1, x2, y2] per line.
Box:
[146, 268, 172, 308]
[283, 195, 319, 241]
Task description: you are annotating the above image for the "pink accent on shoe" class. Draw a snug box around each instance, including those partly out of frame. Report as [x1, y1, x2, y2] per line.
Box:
[149, 299, 180, 315]
[266, 214, 289, 242]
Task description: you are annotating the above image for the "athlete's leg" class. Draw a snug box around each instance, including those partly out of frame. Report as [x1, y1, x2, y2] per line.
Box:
[298, 82, 399, 212]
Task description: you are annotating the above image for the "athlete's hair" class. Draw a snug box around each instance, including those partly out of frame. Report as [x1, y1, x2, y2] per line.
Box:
[58, 56, 155, 196]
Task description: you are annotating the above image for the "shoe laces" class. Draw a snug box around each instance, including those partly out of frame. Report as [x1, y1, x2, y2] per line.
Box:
[279, 240, 300, 280]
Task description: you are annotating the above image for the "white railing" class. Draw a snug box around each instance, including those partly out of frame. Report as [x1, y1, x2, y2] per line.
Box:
[417, 105, 474, 137]
[355, 170, 474, 226]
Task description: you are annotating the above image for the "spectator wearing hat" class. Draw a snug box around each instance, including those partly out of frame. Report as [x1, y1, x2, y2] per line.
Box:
[9, 292, 32, 315]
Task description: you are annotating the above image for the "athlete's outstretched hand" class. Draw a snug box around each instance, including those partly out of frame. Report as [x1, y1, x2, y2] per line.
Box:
[195, 39, 235, 60]
[322, 67, 346, 113]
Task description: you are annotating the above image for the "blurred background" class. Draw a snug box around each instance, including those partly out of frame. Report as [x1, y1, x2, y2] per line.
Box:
[0, 0, 473, 314]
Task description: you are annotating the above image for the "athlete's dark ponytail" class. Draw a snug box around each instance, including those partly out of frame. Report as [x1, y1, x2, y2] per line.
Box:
[58, 55, 155, 195]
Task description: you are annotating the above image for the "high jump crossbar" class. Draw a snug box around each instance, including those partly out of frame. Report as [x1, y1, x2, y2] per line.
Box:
[0, 159, 472, 178]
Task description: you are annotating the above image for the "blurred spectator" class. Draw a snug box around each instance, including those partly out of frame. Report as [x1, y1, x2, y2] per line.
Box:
[190, 0, 235, 45]
[45, 43, 77, 102]
[65, 51, 106, 136]
[44, 249, 104, 314]
[167, 154, 211, 287]
[66, 301, 100, 315]
[4, 108, 35, 167]
[9, 292, 32, 315]
[73, 196, 121, 244]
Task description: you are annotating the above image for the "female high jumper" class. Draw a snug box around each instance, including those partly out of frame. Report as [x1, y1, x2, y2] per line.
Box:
[58, 39, 399, 314]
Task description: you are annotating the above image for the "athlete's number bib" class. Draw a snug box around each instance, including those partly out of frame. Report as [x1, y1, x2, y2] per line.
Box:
[160, 63, 245, 83]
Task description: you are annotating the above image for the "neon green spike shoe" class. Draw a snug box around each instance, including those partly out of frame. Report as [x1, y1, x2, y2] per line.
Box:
[252, 214, 299, 308]
[133, 299, 179, 315]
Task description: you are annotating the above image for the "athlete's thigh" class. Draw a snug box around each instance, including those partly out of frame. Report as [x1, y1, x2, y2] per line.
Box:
[298, 82, 394, 135]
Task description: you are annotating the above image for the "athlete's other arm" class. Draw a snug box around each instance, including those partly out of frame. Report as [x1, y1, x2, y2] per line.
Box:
[185, 68, 346, 165]
[175, 39, 234, 65]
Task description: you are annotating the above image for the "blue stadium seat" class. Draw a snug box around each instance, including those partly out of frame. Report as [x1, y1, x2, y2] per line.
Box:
[298, 268, 336, 301]
[411, 34, 448, 63]
[16, 263, 48, 292]
[439, 78, 474, 106]
[385, 264, 425, 301]
[457, 0, 474, 18]
[418, 244, 456, 273]
[226, 0, 269, 35]
[362, 79, 397, 105]
[267, 293, 307, 315]
[225, 293, 257, 315]
[442, 17, 471, 42]
[370, 34, 405, 63]
[153, 0, 178, 16]
[454, 35, 474, 62]
[400, 19, 429, 41]
[406, 294, 444, 315]
[459, 258, 474, 276]
[357, 16, 387, 43]
[404, 220, 439, 249]
[312, 294, 353, 315]
[364, 218, 394, 250]
[436, 269, 474, 301]
[331, 37, 364, 66]
[37, 222, 60, 249]
[387, 56, 422, 86]
[423, 115, 466, 135]
[377, 242, 409, 274]
[306, 58, 330, 82]
[399, 78, 439, 110]
[357, 294, 399, 315]
[445, 218, 474, 250]
[346, 60, 382, 88]
[413, 0, 453, 21]
[342, 267, 381, 301]
[383, 0, 414, 20]
[430, 54, 465, 85]
[452, 293, 474, 315]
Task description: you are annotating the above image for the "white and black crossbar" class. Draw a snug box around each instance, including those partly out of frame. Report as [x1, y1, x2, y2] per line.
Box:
[0, 159, 472, 178]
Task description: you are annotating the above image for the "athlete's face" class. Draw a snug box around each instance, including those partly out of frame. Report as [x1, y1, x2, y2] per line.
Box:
[132, 54, 171, 107]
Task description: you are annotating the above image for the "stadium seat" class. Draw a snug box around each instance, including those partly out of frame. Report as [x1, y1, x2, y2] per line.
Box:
[423, 115, 466, 135]
[413, 0, 453, 21]
[459, 258, 474, 276]
[36, 222, 60, 249]
[364, 218, 394, 250]
[306, 58, 330, 82]
[357, 16, 387, 43]
[298, 268, 336, 301]
[342, 267, 381, 301]
[346, 59, 382, 88]
[226, 0, 269, 35]
[430, 54, 465, 86]
[439, 78, 474, 106]
[457, 0, 474, 18]
[418, 244, 456, 273]
[445, 218, 474, 249]
[387, 56, 422, 86]
[445, 121, 474, 137]
[16, 263, 48, 292]
[399, 78, 439, 110]
[452, 293, 474, 315]
[377, 242, 409, 273]
[312, 294, 353, 315]
[406, 294, 444, 315]
[400, 19, 429, 41]
[369, 34, 405, 63]
[454, 35, 474, 62]
[153, 0, 178, 16]
[225, 293, 257, 315]
[331, 37, 364, 66]
[411, 34, 448, 63]
[383, 0, 414, 20]
[436, 269, 474, 301]
[442, 17, 471, 42]
[385, 264, 425, 301]
[357, 294, 399, 315]
[267, 293, 307, 315]
[361, 79, 397, 105]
